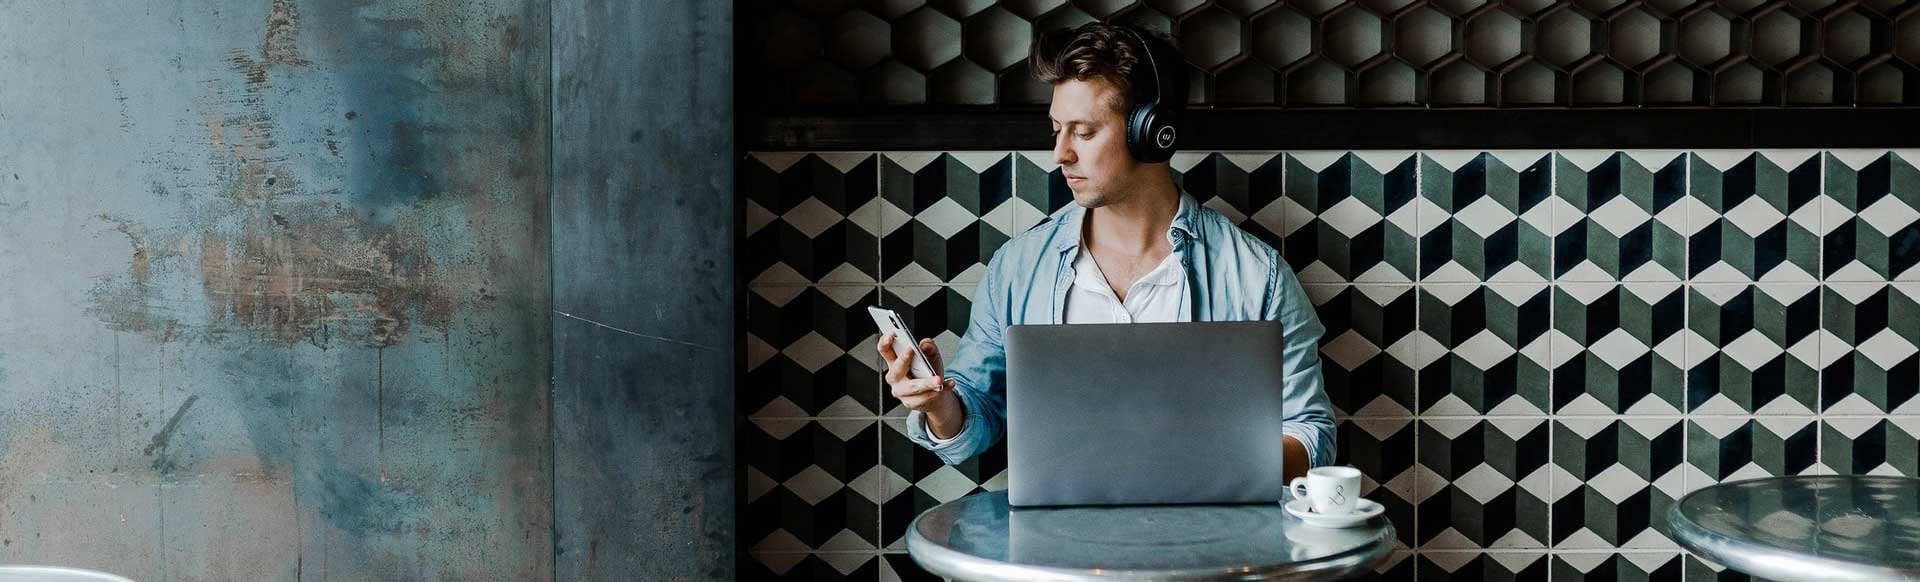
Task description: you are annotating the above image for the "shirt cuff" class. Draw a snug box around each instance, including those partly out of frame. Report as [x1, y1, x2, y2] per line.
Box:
[923, 413, 959, 444]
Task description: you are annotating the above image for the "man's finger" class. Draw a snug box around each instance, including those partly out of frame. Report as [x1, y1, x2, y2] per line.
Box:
[885, 342, 912, 384]
[898, 392, 942, 410]
[875, 332, 895, 359]
[919, 338, 944, 373]
[891, 377, 941, 398]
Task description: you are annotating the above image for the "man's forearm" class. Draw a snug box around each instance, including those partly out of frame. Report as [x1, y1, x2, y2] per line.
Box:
[927, 393, 967, 440]
[1283, 435, 1309, 482]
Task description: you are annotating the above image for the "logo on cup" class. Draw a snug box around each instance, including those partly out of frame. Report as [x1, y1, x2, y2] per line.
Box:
[1290, 466, 1363, 515]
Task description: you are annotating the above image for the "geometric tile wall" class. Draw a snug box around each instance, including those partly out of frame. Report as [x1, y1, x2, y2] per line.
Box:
[742, 149, 1920, 581]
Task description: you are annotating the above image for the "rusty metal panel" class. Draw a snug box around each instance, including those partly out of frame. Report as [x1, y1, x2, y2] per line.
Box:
[0, 0, 553, 580]
[549, 0, 736, 579]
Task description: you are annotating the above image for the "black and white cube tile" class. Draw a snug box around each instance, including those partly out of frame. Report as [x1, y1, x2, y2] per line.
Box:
[1685, 416, 1820, 489]
[1687, 151, 1824, 283]
[1552, 283, 1688, 415]
[1419, 151, 1554, 283]
[1824, 151, 1920, 282]
[1284, 152, 1419, 283]
[745, 153, 882, 286]
[1821, 416, 1920, 477]
[879, 152, 1014, 287]
[1012, 151, 1074, 219]
[1343, 551, 1417, 582]
[1418, 284, 1553, 416]
[1416, 551, 1548, 582]
[742, 417, 882, 554]
[1551, 417, 1685, 550]
[1339, 416, 1419, 548]
[1172, 152, 1288, 250]
[1308, 284, 1421, 417]
[1552, 552, 1684, 582]
[740, 551, 884, 581]
[1555, 152, 1688, 282]
[746, 285, 884, 417]
[880, 552, 943, 582]
[1416, 417, 1552, 550]
[1823, 283, 1920, 415]
[1685, 284, 1821, 415]
[879, 416, 1008, 551]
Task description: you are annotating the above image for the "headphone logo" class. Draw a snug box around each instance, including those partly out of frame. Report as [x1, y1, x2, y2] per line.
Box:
[1155, 125, 1176, 149]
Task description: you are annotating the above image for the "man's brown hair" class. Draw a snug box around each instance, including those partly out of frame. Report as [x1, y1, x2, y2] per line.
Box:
[1030, 23, 1181, 115]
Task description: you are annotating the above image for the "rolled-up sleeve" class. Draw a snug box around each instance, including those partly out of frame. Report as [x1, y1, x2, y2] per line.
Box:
[904, 251, 1009, 465]
[1267, 259, 1337, 469]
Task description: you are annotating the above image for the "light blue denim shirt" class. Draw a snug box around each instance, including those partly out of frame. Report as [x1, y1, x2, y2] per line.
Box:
[904, 191, 1338, 469]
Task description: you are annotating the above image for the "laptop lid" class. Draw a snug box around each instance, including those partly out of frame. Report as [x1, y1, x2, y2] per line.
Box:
[1004, 320, 1291, 507]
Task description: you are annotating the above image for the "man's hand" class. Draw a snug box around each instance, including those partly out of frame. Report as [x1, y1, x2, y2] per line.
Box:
[877, 333, 965, 439]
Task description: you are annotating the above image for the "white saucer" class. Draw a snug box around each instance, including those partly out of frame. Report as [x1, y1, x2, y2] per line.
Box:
[1284, 498, 1384, 528]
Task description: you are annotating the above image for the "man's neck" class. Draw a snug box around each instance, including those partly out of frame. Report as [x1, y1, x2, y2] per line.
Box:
[1083, 170, 1180, 257]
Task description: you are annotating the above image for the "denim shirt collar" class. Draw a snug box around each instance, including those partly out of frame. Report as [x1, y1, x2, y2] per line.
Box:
[1046, 190, 1202, 257]
[1045, 190, 1205, 324]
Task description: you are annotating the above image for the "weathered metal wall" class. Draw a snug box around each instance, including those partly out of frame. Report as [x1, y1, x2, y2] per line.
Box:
[0, 1, 554, 580]
[549, 0, 736, 579]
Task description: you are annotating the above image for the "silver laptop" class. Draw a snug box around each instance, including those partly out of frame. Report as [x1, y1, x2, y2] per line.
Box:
[1005, 320, 1292, 507]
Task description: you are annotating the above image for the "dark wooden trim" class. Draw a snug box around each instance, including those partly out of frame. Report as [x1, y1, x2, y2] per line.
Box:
[753, 108, 1920, 150]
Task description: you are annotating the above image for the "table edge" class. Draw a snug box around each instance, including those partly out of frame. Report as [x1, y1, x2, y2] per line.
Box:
[904, 496, 1398, 581]
[1666, 476, 1920, 582]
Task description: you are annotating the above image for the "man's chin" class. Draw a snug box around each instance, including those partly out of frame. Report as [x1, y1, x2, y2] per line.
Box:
[1071, 191, 1109, 209]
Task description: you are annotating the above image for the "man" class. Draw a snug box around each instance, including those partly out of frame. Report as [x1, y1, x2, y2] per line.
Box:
[876, 23, 1336, 482]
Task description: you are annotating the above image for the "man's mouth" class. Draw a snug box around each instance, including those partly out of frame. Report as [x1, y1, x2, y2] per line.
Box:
[1064, 173, 1086, 184]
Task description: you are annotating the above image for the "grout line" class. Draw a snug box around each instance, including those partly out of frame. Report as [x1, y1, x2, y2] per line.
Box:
[1546, 152, 1557, 581]
[1409, 151, 1422, 581]
[873, 151, 887, 560]
[879, 152, 883, 553]
[1815, 151, 1828, 481]
[1680, 152, 1693, 582]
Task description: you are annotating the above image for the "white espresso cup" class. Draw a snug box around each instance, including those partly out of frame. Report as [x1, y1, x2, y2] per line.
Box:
[1288, 466, 1362, 515]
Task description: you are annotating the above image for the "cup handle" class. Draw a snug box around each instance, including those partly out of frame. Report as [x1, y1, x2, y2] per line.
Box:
[1289, 477, 1309, 502]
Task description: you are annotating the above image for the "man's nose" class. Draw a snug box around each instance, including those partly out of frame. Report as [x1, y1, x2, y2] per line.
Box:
[1052, 133, 1074, 166]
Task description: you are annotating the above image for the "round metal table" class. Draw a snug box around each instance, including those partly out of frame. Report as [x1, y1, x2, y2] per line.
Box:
[1668, 475, 1920, 582]
[0, 567, 138, 582]
[905, 491, 1396, 581]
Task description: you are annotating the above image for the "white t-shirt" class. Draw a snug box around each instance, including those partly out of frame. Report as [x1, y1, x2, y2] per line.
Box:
[1063, 244, 1189, 324]
[925, 245, 1188, 443]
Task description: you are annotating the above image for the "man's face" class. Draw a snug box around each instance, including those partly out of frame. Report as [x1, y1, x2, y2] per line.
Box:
[1049, 78, 1145, 209]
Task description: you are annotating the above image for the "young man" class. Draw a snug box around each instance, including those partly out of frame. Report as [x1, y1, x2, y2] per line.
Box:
[876, 23, 1335, 482]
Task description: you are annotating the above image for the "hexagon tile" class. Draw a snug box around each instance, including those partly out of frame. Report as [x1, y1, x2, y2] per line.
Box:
[749, 0, 1920, 106]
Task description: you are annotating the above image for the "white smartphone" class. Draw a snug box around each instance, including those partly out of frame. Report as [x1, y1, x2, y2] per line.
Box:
[867, 306, 940, 390]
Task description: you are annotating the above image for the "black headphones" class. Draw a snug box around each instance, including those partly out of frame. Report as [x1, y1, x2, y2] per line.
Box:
[1116, 25, 1185, 164]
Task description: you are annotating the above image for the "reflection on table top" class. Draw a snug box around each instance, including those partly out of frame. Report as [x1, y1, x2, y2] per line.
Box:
[1669, 475, 1920, 582]
[906, 491, 1395, 581]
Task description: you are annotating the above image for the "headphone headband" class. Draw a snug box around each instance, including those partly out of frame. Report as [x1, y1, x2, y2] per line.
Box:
[1116, 26, 1164, 114]
[1113, 25, 1181, 163]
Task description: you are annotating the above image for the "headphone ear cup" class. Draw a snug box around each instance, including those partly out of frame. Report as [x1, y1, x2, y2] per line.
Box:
[1153, 108, 1179, 160]
[1126, 104, 1153, 162]
[1137, 107, 1175, 164]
